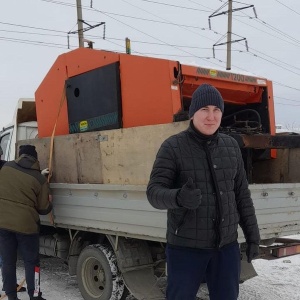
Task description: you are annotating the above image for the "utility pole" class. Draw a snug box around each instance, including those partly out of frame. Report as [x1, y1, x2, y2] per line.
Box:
[76, 0, 84, 48]
[209, 2, 256, 70]
[226, 0, 233, 70]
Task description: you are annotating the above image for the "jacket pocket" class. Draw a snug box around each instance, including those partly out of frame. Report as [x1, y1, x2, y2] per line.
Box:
[170, 209, 191, 235]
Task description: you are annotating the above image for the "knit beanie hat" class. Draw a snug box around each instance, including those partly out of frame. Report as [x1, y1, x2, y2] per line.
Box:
[19, 145, 38, 159]
[189, 84, 224, 118]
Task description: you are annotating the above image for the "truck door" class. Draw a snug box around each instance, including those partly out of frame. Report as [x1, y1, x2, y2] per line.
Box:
[0, 127, 13, 161]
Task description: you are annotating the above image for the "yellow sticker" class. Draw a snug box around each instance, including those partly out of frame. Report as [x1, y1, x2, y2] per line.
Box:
[209, 69, 217, 77]
[79, 120, 88, 132]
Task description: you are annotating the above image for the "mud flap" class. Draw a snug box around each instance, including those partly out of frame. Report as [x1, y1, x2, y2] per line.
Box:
[107, 235, 165, 299]
[122, 268, 165, 300]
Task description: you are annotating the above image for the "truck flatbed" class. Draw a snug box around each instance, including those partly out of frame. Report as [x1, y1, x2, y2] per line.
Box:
[42, 182, 300, 242]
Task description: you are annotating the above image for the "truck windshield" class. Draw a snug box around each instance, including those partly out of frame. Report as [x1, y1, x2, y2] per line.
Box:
[0, 133, 10, 159]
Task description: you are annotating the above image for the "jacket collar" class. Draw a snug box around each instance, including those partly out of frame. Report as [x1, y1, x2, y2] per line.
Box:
[15, 154, 40, 171]
[187, 120, 219, 145]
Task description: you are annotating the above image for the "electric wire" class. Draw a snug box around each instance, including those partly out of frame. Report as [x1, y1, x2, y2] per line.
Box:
[132, 0, 211, 12]
[273, 0, 300, 16]
[91, 5, 225, 68]
[4, 0, 300, 100]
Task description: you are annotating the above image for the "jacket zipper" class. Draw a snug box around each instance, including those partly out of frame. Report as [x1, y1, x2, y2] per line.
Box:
[204, 143, 223, 248]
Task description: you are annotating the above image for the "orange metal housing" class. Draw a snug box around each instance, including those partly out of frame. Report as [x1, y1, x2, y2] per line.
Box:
[35, 48, 275, 138]
[35, 48, 182, 137]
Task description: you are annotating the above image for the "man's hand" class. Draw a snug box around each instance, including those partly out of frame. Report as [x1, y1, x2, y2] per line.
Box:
[246, 243, 259, 263]
[41, 168, 49, 176]
[177, 177, 202, 209]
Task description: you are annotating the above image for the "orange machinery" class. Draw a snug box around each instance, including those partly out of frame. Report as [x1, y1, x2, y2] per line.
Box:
[35, 47, 275, 138]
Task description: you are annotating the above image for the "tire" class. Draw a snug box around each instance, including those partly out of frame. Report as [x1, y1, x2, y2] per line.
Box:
[76, 244, 128, 300]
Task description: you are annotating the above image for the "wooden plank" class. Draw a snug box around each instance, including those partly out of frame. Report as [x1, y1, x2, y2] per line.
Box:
[20, 121, 188, 184]
[20, 131, 103, 183]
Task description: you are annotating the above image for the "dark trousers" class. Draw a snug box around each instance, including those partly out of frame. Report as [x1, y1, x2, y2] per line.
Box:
[166, 242, 241, 300]
[0, 229, 39, 298]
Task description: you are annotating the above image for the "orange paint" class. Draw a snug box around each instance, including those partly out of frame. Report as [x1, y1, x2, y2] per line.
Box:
[35, 48, 275, 139]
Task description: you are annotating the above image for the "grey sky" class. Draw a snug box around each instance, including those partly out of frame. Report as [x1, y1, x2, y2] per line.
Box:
[1, 0, 300, 129]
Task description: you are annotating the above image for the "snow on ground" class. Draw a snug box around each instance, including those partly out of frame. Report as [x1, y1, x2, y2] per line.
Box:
[197, 254, 300, 300]
[238, 255, 300, 300]
[1, 254, 300, 299]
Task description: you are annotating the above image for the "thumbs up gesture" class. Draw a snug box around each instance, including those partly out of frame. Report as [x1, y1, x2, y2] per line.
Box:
[177, 178, 202, 209]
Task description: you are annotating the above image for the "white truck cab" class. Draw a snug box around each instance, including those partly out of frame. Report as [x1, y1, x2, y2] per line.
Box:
[0, 98, 38, 161]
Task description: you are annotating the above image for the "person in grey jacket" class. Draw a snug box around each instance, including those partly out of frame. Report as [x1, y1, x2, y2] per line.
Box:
[0, 145, 27, 297]
[147, 84, 260, 300]
[0, 145, 52, 300]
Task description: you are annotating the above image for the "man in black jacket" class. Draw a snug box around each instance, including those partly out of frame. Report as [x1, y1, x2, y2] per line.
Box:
[147, 84, 260, 300]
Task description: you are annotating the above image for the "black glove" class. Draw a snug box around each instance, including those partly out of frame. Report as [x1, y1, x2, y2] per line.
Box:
[246, 243, 259, 263]
[177, 178, 201, 209]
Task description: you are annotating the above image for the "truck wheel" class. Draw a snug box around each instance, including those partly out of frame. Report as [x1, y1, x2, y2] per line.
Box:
[76, 244, 128, 300]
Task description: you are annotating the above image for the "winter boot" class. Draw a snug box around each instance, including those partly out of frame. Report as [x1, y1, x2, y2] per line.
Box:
[30, 292, 46, 300]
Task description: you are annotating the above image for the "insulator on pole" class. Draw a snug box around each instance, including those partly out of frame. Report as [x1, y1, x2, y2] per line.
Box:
[253, 7, 257, 18]
[208, 18, 212, 30]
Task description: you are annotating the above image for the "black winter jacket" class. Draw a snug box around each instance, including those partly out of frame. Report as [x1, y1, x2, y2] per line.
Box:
[147, 124, 260, 249]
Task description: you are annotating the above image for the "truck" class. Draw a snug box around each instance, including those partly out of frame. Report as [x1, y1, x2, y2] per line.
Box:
[1, 48, 300, 300]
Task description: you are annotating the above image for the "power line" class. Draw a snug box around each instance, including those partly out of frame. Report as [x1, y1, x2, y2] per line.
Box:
[248, 47, 300, 73]
[0, 36, 68, 49]
[273, 0, 300, 16]
[185, 0, 215, 11]
[236, 10, 300, 46]
[0, 28, 67, 39]
[91, 4, 225, 69]
[234, 17, 300, 48]
[273, 81, 300, 92]
[100, 36, 213, 50]
[276, 102, 300, 107]
[0, 21, 66, 33]
[133, 0, 211, 12]
[120, 0, 218, 42]
[7, 0, 300, 96]
[87, 12, 211, 31]
[254, 17, 300, 45]
[275, 96, 300, 103]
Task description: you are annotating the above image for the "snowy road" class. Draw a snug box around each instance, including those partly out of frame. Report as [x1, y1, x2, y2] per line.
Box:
[2, 254, 300, 300]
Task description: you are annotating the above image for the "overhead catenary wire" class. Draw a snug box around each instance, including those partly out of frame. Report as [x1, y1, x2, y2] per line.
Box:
[4, 0, 297, 108]
[1, 0, 298, 75]
[91, 5, 225, 69]
[119, 0, 218, 43]
[273, 0, 300, 16]
[233, 17, 300, 48]
[132, 0, 211, 12]
[37, 0, 300, 77]
[275, 96, 300, 104]
[0, 36, 69, 49]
